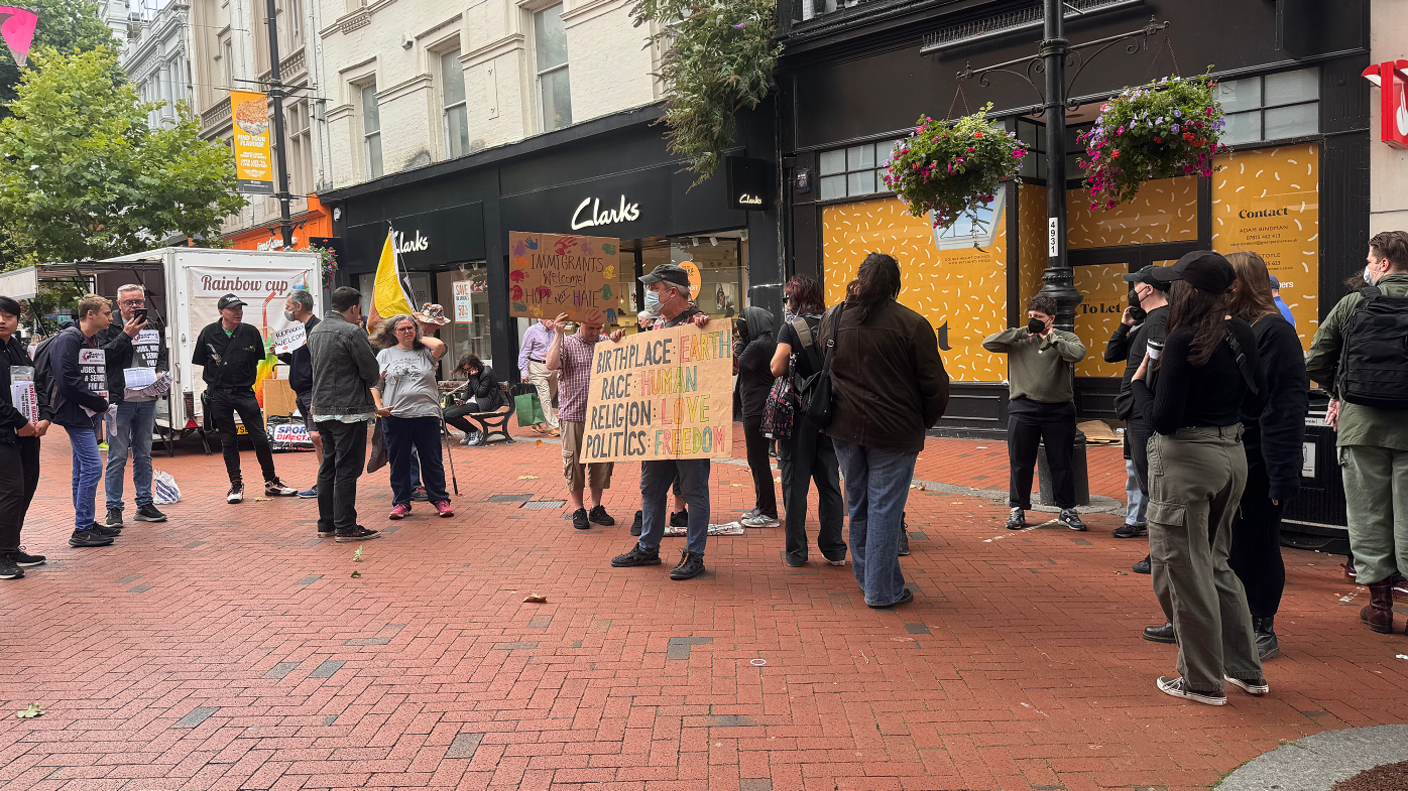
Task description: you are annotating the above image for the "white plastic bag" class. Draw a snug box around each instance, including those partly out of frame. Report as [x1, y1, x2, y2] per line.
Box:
[153, 471, 181, 504]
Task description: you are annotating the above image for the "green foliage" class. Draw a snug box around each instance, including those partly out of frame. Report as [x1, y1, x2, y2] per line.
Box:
[631, 0, 781, 184]
[0, 0, 119, 115]
[1077, 72, 1227, 209]
[0, 47, 247, 267]
[884, 104, 1027, 229]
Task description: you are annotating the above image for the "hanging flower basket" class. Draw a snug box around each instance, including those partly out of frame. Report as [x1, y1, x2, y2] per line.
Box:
[1077, 72, 1228, 210]
[884, 103, 1027, 229]
[311, 245, 339, 289]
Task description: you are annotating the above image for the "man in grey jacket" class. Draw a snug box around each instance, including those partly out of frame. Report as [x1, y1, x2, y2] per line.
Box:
[308, 286, 382, 543]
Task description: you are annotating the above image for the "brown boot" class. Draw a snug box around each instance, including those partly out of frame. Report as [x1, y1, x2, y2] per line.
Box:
[1360, 580, 1395, 634]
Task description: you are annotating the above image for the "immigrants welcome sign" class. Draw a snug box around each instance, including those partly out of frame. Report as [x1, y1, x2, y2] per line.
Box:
[508, 231, 619, 324]
[580, 324, 733, 462]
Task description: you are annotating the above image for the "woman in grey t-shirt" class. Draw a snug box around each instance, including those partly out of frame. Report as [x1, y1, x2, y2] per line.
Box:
[372, 313, 451, 519]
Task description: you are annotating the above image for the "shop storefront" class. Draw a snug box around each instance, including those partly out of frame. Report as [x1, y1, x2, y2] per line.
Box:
[320, 106, 780, 378]
[226, 195, 336, 254]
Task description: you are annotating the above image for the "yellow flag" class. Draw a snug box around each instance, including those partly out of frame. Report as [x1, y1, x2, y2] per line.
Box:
[368, 229, 414, 333]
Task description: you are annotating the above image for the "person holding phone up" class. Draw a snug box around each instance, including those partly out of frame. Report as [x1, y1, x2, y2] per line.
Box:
[983, 295, 1089, 532]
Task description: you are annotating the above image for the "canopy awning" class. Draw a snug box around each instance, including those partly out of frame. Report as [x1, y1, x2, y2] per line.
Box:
[0, 266, 38, 299]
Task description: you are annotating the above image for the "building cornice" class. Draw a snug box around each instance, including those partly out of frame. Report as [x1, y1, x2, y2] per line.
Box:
[463, 33, 526, 69]
[377, 73, 433, 105]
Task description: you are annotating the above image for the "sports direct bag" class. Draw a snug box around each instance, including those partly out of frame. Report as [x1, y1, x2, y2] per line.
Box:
[1337, 285, 1408, 410]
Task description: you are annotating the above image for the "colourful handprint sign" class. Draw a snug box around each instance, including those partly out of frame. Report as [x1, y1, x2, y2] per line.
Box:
[511, 285, 524, 301]
[509, 231, 620, 323]
[524, 237, 539, 250]
[553, 236, 577, 255]
[535, 285, 554, 300]
[509, 269, 527, 283]
[600, 284, 613, 300]
[604, 265, 615, 279]
[513, 239, 527, 257]
[602, 243, 616, 255]
[581, 242, 593, 256]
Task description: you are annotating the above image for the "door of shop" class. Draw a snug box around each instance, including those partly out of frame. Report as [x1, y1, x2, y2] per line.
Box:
[1067, 241, 1203, 421]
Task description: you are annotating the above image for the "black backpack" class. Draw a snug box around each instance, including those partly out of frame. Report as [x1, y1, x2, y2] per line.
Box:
[1337, 285, 1408, 410]
[31, 334, 60, 414]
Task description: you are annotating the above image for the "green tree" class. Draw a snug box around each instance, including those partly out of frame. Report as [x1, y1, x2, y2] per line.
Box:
[0, 0, 119, 113]
[0, 47, 247, 267]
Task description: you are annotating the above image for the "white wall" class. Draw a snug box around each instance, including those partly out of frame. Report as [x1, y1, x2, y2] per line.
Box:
[1370, 0, 1408, 235]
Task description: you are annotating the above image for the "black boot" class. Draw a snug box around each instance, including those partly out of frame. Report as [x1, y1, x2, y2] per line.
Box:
[1253, 615, 1280, 660]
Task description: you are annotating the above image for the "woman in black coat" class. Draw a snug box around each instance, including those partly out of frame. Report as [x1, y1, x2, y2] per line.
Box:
[443, 353, 505, 445]
[736, 306, 778, 528]
[0, 296, 49, 578]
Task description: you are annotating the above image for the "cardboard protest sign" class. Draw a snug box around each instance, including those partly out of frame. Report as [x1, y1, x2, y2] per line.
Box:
[508, 232, 620, 324]
[273, 323, 307, 355]
[580, 323, 733, 462]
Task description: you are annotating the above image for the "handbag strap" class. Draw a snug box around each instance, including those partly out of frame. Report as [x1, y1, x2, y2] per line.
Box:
[821, 303, 845, 379]
[792, 317, 823, 374]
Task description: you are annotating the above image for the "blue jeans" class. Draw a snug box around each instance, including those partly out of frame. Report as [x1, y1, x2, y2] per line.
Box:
[834, 440, 917, 607]
[1125, 457, 1148, 526]
[384, 415, 448, 505]
[67, 414, 104, 530]
[105, 399, 156, 510]
[639, 459, 710, 556]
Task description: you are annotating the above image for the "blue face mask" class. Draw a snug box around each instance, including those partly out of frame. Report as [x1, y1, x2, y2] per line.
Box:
[1364, 266, 1377, 286]
[644, 289, 661, 313]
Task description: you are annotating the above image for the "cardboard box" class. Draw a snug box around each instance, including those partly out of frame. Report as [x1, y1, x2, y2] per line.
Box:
[261, 378, 297, 428]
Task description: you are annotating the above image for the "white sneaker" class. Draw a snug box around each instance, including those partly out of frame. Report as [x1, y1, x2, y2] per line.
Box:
[264, 479, 298, 497]
[741, 513, 780, 528]
[227, 483, 244, 504]
[1157, 676, 1226, 706]
[1224, 675, 1269, 696]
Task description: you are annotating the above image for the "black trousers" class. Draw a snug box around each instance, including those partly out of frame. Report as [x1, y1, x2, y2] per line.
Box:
[443, 402, 484, 435]
[779, 417, 846, 563]
[316, 419, 368, 532]
[208, 387, 277, 486]
[1228, 438, 1286, 617]
[742, 414, 777, 518]
[1007, 399, 1077, 510]
[0, 437, 40, 552]
[1127, 417, 1152, 495]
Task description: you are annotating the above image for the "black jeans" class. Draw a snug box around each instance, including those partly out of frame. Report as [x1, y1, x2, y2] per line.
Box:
[779, 417, 846, 564]
[208, 387, 277, 486]
[1007, 398, 1077, 510]
[0, 437, 40, 552]
[443, 402, 484, 435]
[1229, 437, 1286, 617]
[742, 414, 777, 518]
[385, 415, 448, 505]
[316, 419, 368, 532]
[1127, 417, 1152, 495]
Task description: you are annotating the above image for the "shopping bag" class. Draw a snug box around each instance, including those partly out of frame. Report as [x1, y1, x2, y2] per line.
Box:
[153, 471, 181, 504]
[367, 418, 388, 474]
[515, 392, 544, 427]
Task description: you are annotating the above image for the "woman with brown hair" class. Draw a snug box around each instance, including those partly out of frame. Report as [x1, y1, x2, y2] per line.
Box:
[1223, 252, 1309, 660]
[1132, 251, 1267, 706]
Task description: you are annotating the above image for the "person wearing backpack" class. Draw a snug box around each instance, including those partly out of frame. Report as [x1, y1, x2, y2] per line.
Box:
[769, 275, 846, 566]
[1305, 230, 1408, 635]
[50, 294, 120, 549]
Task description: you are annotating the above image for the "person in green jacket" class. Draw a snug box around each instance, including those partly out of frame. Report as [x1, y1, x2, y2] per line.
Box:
[1305, 230, 1408, 635]
[983, 295, 1088, 532]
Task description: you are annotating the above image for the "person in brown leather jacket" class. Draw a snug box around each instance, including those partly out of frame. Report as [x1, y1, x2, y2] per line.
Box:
[819, 253, 949, 608]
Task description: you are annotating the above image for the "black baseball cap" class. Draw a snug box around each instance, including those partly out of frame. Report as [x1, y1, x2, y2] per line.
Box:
[1123, 265, 1171, 292]
[1150, 251, 1236, 294]
[639, 263, 692, 289]
[217, 294, 247, 310]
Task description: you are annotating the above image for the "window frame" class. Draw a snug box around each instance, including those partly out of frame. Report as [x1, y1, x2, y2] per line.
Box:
[814, 138, 903, 203]
[532, 3, 572, 133]
[1216, 66, 1321, 148]
[359, 80, 383, 179]
[439, 47, 469, 159]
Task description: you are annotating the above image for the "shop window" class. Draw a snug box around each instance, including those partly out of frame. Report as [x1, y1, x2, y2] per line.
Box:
[287, 99, 312, 195]
[360, 81, 383, 179]
[534, 4, 572, 132]
[1015, 118, 1090, 181]
[818, 140, 901, 200]
[1217, 67, 1319, 146]
[436, 266, 493, 375]
[441, 49, 470, 159]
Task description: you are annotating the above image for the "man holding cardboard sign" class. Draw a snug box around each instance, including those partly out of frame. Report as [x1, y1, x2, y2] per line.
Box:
[545, 311, 625, 530]
[602, 264, 724, 581]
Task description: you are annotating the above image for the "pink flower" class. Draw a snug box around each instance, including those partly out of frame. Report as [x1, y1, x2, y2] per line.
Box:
[1013, 149, 1026, 158]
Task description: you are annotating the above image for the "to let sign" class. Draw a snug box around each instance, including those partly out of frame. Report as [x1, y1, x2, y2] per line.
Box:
[508, 232, 620, 324]
[453, 281, 474, 323]
[580, 324, 734, 462]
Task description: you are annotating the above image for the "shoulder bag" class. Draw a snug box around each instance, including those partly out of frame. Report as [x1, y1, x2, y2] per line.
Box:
[800, 303, 844, 428]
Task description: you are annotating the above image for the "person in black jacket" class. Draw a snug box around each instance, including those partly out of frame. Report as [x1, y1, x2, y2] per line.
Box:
[443, 354, 506, 445]
[49, 295, 121, 548]
[0, 296, 50, 578]
[192, 293, 298, 504]
[736, 306, 779, 529]
[95, 283, 169, 529]
[277, 287, 321, 497]
[1131, 252, 1268, 707]
[1225, 251, 1310, 660]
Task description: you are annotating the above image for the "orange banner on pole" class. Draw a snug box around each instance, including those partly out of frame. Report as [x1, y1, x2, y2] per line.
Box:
[230, 89, 274, 195]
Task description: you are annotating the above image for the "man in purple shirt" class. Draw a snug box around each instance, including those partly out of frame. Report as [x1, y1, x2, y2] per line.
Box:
[518, 317, 559, 435]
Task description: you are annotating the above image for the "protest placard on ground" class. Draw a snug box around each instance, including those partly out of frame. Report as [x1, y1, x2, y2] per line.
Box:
[508, 232, 620, 324]
[580, 323, 733, 462]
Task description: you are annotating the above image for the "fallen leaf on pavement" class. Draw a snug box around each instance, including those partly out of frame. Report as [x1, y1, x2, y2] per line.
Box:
[518, 475, 538, 480]
[350, 570, 362, 579]
[16, 703, 42, 719]
[523, 594, 548, 603]
[352, 547, 364, 562]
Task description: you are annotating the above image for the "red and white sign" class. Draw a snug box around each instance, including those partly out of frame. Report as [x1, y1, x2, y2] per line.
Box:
[452, 280, 474, 324]
[1363, 60, 1408, 149]
[271, 423, 311, 444]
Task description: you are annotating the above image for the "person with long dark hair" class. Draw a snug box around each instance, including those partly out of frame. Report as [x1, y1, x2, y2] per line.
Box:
[770, 275, 846, 565]
[0, 296, 48, 578]
[821, 253, 949, 607]
[443, 353, 506, 445]
[1132, 251, 1267, 706]
[736, 306, 779, 529]
[1224, 251, 1309, 659]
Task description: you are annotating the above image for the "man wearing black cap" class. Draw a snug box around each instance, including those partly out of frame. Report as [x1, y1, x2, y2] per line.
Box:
[1107, 266, 1170, 579]
[192, 294, 299, 504]
[610, 263, 713, 581]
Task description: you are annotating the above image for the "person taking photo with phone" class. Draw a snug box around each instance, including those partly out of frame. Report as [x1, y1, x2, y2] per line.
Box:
[96, 284, 169, 529]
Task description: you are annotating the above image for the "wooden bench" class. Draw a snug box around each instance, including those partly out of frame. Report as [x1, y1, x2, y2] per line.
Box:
[459, 381, 514, 445]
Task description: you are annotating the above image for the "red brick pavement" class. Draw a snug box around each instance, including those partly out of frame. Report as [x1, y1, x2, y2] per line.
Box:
[1, 425, 1405, 791]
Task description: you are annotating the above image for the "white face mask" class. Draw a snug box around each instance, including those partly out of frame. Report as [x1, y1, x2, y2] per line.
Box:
[644, 289, 662, 313]
[1364, 266, 1379, 286]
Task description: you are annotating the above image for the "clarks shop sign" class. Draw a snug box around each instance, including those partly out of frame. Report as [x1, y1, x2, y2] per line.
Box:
[344, 202, 485, 268]
[572, 195, 641, 230]
[726, 157, 771, 211]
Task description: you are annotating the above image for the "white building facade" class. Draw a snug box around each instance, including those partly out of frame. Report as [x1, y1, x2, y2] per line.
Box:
[118, 1, 194, 130]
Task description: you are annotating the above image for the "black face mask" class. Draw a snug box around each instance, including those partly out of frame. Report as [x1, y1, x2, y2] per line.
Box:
[1127, 288, 1147, 322]
[1026, 316, 1045, 335]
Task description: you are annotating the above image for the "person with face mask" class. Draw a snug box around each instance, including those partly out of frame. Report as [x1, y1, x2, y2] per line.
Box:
[277, 287, 321, 497]
[1306, 230, 1408, 635]
[982, 295, 1089, 532]
[1106, 267, 1171, 582]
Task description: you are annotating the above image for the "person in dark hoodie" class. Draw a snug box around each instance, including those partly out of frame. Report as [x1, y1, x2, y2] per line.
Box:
[49, 294, 120, 548]
[95, 284, 169, 529]
[277, 287, 321, 497]
[1221, 251, 1309, 661]
[736, 306, 779, 529]
[0, 296, 50, 578]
